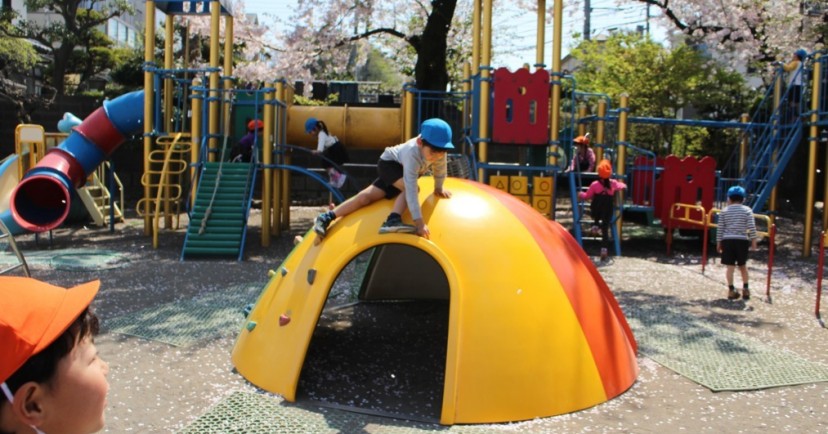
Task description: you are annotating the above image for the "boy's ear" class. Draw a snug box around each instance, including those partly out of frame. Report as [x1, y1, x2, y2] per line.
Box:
[416, 136, 423, 147]
[12, 383, 47, 426]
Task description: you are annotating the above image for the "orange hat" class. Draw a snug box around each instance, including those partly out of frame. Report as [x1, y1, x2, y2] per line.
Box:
[574, 135, 590, 145]
[1, 277, 100, 384]
[597, 159, 612, 179]
[247, 119, 263, 131]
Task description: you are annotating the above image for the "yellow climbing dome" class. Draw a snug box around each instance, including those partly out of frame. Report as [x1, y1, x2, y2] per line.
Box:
[232, 177, 638, 424]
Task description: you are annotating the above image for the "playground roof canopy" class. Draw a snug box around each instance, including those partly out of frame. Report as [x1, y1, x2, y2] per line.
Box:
[154, 0, 233, 16]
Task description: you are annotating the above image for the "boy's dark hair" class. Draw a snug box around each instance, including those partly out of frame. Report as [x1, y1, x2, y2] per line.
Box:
[1, 308, 99, 404]
[729, 196, 744, 203]
[422, 139, 447, 153]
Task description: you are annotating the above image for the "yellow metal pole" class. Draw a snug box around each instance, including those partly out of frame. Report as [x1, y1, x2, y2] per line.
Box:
[190, 77, 202, 210]
[403, 87, 415, 139]
[548, 0, 563, 174]
[163, 15, 174, 229]
[164, 15, 174, 134]
[577, 103, 587, 136]
[462, 62, 471, 144]
[471, 0, 481, 74]
[535, 0, 545, 69]
[477, 0, 493, 181]
[223, 14, 234, 158]
[143, 1, 156, 235]
[804, 54, 822, 257]
[281, 152, 291, 230]
[739, 113, 749, 172]
[262, 85, 274, 246]
[616, 94, 629, 238]
[596, 98, 606, 162]
[208, 0, 221, 163]
[273, 82, 284, 236]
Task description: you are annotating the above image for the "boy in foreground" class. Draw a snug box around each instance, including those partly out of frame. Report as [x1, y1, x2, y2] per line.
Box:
[1, 277, 109, 434]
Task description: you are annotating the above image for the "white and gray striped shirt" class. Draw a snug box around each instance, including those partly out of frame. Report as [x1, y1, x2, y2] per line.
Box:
[716, 204, 758, 242]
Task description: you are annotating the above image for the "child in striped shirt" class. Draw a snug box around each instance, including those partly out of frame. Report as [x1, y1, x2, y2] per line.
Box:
[716, 186, 759, 300]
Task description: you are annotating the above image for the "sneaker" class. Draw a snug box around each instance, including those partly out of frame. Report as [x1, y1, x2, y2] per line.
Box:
[379, 216, 417, 234]
[591, 225, 600, 236]
[600, 247, 608, 260]
[727, 289, 740, 300]
[314, 212, 333, 237]
[328, 172, 340, 188]
[335, 173, 347, 189]
[742, 288, 751, 301]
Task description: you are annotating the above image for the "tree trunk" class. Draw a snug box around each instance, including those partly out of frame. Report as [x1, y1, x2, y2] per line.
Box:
[52, 44, 74, 95]
[414, 0, 456, 91]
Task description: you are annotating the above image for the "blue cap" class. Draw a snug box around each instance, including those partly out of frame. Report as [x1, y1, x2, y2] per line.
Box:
[304, 117, 319, 133]
[727, 186, 746, 199]
[419, 118, 454, 149]
[794, 49, 807, 60]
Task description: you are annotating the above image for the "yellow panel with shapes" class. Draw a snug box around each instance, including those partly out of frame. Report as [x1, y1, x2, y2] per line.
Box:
[489, 175, 509, 192]
[533, 195, 552, 215]
[509, 176, 528, 195]
[533, 176, 553, 196]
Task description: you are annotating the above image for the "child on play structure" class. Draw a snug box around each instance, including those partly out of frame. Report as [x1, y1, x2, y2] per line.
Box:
[578, 159, 626, 255]
[717, 185, 759, 301]
[1, 277, 109, 434]
[313, 118, 454, 239]
[568, 133, 595, 173]
[231, 119, 262, 163]
[306, 117, 350, 189]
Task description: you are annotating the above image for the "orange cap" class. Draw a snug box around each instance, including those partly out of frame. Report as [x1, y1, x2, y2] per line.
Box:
[574, 135, 590, 145]
[1, 277, 100, 383]
[597, 159, 612, 179]
[247, 119, 263, 131]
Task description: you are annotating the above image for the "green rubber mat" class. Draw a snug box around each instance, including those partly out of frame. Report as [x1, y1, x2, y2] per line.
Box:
[105, 283, 262, 347]
[625, 302, 828, 391]
[0, 248, 127, 270]
[179, 391, 501, 434]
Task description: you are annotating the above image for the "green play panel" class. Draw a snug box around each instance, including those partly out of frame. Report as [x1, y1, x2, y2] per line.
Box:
[105, 283, 263, 347]
[179, 391, 501, 434]
[625, 302, 828, 391]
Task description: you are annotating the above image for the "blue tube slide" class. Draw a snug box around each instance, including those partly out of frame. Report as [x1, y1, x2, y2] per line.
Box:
[9, 90, 144, 233]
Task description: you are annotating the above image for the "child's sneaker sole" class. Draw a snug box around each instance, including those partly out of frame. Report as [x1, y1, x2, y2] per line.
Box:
[378, 225, 417, 234]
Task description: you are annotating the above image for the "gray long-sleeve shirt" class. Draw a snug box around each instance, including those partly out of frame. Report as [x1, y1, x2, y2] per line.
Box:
[716, 203, 758, 242]
[379, 136, 447, 221]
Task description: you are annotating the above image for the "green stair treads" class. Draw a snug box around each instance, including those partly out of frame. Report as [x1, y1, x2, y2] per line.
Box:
[105, 283, 263, 347]
[625, 302, 828, 391]
[179, 391, 502, 434]
[0, 248, 128, 271]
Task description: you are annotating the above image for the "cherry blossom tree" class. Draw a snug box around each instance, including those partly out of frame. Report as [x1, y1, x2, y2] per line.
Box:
[274, 0, 472, 92]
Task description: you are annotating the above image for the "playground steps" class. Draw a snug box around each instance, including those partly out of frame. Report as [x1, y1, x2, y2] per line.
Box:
[77, 172, 124, 226]
[743, 119, 803, 212]
[181, 162, 254, 260]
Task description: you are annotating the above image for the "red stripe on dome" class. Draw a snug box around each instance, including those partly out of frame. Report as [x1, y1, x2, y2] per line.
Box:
[471, 181, 638, 398]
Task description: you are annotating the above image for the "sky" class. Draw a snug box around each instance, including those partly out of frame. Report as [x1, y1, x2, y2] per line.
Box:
[238, 0, 669, 70]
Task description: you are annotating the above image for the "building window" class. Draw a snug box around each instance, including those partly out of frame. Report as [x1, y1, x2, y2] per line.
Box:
[2, 0, 12, 11]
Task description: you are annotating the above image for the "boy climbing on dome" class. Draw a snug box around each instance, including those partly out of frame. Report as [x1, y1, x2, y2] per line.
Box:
[313, 118, 454, 240]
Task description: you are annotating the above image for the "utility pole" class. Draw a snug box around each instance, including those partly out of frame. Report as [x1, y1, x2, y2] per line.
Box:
[645, 3, 651, 35]
[584, 0, 591, 40]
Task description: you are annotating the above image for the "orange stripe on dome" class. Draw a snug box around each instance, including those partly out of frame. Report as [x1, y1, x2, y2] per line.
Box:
[471, 181, 638, 398]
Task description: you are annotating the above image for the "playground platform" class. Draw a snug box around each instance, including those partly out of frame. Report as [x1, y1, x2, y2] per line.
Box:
[2, 206, 826, 433]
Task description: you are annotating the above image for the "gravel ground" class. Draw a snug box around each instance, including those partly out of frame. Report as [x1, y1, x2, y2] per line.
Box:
[7, 205, 828, 433]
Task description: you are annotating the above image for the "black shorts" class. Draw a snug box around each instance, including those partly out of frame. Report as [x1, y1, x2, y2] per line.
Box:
[321, 141, 349, 169]
[721, 239, 750, 266]
[371, 159, 403, 199]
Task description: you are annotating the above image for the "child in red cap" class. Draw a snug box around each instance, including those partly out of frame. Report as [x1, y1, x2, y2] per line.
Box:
[1, 277, 109, 434]
[579, 159, 627, 257]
